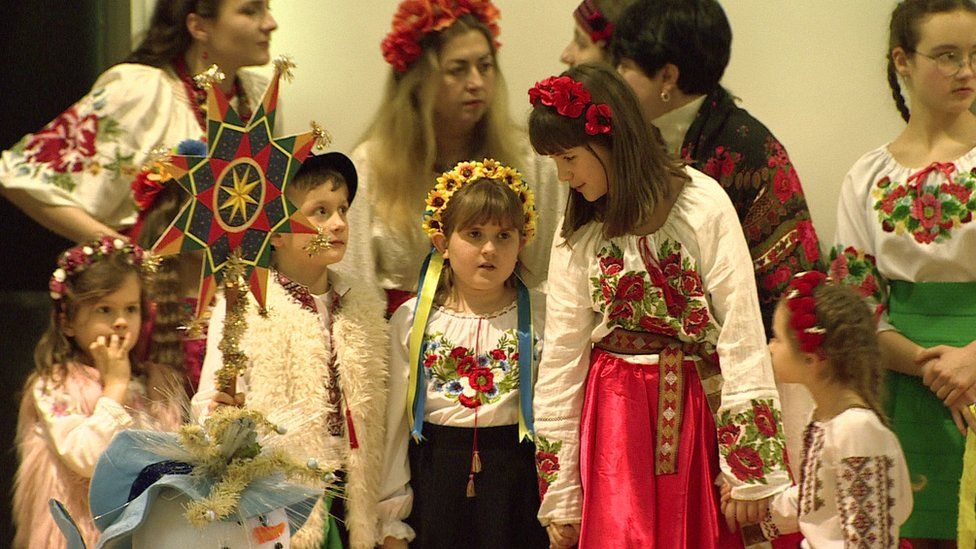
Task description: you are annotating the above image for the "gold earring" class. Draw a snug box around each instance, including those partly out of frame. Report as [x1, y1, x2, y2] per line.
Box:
[660, 90, 671, 103]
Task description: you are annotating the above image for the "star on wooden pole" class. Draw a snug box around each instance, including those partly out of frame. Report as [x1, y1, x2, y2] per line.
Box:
[152, 61, 318, 318]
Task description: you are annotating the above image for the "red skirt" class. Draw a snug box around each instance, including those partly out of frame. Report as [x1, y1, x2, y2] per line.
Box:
[579, 348, 742, 548]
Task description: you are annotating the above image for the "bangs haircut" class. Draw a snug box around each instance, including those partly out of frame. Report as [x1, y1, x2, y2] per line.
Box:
[529, 63, 688, 239]
[440, 178, 525, 237]
[291, 167, 347, 195]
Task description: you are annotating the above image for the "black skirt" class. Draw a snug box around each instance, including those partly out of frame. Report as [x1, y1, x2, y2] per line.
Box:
[407, 422, 548, 549]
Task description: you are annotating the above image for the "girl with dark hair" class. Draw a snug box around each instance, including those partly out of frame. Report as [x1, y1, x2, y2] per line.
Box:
[339, 0, 564, 316]
[0, 0, 276, 244]
[611, 0, 823, 337]
[528, 63, 790, 549]
[834, 1, 976, 545]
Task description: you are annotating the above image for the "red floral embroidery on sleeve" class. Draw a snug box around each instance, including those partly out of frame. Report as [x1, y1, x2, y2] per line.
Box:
[717, 398, 787, 485]
[535, 435, 563, 499]
[24, 106, 98, 173]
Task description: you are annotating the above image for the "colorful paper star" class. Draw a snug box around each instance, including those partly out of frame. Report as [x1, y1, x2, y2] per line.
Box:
[152, 65, 317, 317]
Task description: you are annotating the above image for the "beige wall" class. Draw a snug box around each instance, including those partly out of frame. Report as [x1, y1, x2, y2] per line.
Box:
[135, 0, 905, 245]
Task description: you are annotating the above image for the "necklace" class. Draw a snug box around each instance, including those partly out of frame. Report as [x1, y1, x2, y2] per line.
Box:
[173, 57, 251, 132]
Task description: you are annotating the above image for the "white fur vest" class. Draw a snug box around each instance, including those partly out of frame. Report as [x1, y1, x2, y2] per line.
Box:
[241, 277, 388, 549]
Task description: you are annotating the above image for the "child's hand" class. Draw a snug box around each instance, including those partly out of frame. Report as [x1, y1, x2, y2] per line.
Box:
[208, 391, 246, 412]
[722, 496, 770, 533]
[90, 333, 133, 403]
[546, 522, 580, 548]
[380, 536, 409, 549]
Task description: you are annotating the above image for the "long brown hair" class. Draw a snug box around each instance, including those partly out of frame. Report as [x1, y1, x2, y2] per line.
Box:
[529, 63, 687, 239]
[436, 178, 526, 301]
[360, 14, 521, 240]
[781, 284, 889, 425]
[32, 252, 148, 388]
[125, 0, 222, 67]
[136, 184, 189, 376]
[887, 0, 976, 122]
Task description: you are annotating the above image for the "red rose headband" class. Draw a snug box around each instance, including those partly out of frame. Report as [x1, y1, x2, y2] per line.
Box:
[574, 0, 614, 44]
[528, 76, 613, 136]
[381, 0, 502, 73]
[784, 271, 830, 355]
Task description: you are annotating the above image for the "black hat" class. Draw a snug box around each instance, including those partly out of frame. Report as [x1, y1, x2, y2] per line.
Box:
[295, 151, 359, 203]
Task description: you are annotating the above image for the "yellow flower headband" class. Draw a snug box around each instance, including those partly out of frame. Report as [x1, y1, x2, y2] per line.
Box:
[421, 158, 537, 241]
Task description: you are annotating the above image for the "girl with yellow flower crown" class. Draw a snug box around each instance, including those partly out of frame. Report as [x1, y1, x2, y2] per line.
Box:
[377, 159, 548, 549]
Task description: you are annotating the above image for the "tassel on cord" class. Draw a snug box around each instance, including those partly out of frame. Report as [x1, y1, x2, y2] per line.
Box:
[345, 403, 359, 450]
[467, 406, 480, 498]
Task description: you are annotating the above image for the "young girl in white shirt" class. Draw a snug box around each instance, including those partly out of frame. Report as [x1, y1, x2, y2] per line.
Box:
[737, 271, 913, 547]
[378, 159, 547, 549]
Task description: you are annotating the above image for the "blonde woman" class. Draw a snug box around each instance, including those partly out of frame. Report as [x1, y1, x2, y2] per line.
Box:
[339, 0, 564, 315]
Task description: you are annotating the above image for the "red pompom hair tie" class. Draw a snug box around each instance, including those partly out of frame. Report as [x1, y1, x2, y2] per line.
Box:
[528, 75, 613, 136]
[785, 271, 829, 355]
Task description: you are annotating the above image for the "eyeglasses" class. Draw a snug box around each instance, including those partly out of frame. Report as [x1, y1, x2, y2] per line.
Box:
[913, 49, 976, 77]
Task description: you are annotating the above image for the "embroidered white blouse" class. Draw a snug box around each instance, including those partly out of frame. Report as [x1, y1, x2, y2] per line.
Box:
[0, 63, 268, 229]
[761, 407, 913, 547]
[835, 144, 976, 329]
[534, 167, 790, 526]
[337, 139, 567, 298]
[375, 294, 545, 542]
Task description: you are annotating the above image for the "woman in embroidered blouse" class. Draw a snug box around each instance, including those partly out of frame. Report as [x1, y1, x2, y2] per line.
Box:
[528, 63, 790, 549]
[611, 0, 823, 337]
[833, 1, 976, 545]
[0, 0, 276, 243]
[558, 0, 631, 68]
[339, 0, 564, 315]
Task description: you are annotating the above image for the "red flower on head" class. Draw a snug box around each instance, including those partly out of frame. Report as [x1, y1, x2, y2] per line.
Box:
[131, 170, 166, 212]
[752, 402, 778, 437]
[551, 77, 591, 118]
[382, 0, 501, 72]
[727, 447, 765, 481]
[528, 76, 558, 107]
[584, 103, 612, 136]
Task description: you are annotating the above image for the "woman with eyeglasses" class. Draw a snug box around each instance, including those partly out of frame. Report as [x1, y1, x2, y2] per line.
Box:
[834, 1, 976, 546]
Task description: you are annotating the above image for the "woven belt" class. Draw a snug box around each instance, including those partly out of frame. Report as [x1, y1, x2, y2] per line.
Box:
[595, 329, 720, 475]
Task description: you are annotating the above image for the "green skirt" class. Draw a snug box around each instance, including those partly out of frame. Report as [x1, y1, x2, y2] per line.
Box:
[886, 280, 976, 539]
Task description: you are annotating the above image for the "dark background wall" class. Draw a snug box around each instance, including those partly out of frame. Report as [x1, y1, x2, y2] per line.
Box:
[0, 1, 129, 541]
